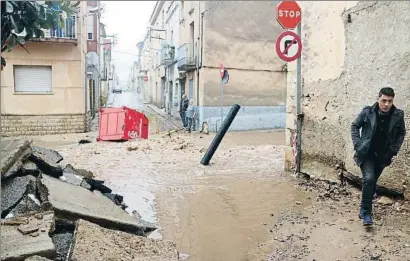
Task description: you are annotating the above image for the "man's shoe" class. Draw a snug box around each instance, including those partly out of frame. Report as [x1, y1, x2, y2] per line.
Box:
[363, 215, 373, 226]
[358, 208, 365, 219]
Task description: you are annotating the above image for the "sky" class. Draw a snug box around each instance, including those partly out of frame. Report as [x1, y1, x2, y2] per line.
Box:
[101, 1, 156, 87]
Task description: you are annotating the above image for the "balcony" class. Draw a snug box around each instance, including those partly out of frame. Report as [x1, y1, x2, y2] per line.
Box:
[32, 15, 77, 44]
[177, 43, 196, 71]
[160, 45, 176, 67]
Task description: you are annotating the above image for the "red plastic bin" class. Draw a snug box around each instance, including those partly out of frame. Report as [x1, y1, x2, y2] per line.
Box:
[97, 106, 149, 141]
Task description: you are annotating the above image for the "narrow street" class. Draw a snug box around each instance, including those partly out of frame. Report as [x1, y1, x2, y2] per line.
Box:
[19, 91, 410, 261]
[2, 1, 410, 261]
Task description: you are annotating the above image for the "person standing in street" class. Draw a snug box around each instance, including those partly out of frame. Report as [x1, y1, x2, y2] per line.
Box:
[186, 99, 195, 133]
[351, 87, 406, 226]
[178, 94, 189, 129]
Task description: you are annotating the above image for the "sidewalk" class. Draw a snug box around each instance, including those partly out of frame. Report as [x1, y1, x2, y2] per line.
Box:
[145, 104, 182, 128]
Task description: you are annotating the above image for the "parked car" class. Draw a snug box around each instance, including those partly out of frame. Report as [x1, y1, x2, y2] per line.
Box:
[113, 88, 122, 94]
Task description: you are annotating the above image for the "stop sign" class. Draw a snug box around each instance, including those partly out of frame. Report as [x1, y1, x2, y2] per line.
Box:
[143, 75, 148, 81]
[276, 1, 301, 29]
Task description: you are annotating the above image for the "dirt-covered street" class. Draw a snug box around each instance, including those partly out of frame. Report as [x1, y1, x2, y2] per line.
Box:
[23, 120, 410, 261]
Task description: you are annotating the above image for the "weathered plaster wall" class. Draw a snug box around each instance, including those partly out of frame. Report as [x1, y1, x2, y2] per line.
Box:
[1, 43, 84, 115]
[201, 1, 287, 131]
[287, 2, 410, 195]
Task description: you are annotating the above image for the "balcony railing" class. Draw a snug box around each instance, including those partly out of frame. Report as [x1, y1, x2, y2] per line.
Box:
[160, 45, 176, 66]
[177, 43, 196, 71]
[42, 15, 77, 40]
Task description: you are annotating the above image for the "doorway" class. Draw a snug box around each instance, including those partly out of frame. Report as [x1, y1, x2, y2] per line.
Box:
[168, 80, 173, 115]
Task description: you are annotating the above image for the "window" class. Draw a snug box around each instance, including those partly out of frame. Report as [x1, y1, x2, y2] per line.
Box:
[87, 14, 94, 40]
[14, 65, 52, 93]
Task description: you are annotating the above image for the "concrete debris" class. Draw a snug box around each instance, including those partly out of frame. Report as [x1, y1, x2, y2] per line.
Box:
[82, 178, 112, 193]
[63, 164, 94, 179]
[59, 172, 83, 187]
[18, 223, 40, 235]
[32, 147, 63, 165]
[0, 140, 173, 261]
[377, 196, 394, 205]
[68, 219, 179, 261]
[22, 162, 40, 176]
[78, 139, 92, 144]
[41, 175, 152, 235]
[24, 255, 53, 261]
[1, 176, 37, 218]
[29, 150, 63, 179]
[103, 193, 128, 209]
[8, 193, 42, 218]
[1, 139, 31, 180]
[1, 212, 56, 261]
[3, 148, 32, 181]
[51, 233, 73, 261]
[127, 144, 152, 152]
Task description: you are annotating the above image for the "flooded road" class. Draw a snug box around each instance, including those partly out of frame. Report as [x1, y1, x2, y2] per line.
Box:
[157, 176, 310, 261]
[20, 92, 410, 260]
[53, 130, 295, 260]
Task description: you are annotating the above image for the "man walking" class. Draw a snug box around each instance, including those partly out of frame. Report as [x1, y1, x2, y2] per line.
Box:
[351, 87, 406, 226]
[178, 94, 189, 129]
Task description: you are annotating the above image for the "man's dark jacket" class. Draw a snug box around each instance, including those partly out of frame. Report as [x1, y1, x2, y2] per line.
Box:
[351, 102, 406, 166]
[180, 99, 189, 112]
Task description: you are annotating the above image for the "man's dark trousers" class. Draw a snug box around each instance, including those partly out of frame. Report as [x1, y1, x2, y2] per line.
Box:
[360, 156, 386, 215]
[179, 111, 187, 127]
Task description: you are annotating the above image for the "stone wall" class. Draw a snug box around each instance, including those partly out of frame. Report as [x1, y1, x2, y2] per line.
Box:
[1, 111, 92, 136]
[286, 2, 410, 195]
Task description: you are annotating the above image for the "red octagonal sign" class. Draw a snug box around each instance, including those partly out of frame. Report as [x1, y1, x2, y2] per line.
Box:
[276, 1, 301, 29]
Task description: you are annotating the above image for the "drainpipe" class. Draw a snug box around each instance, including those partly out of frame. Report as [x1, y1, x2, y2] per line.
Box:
[200, 12, 204, 68]
[84, 60, 88, 131]
[198, 3, 205, 129]
[195, 1, 201, 107]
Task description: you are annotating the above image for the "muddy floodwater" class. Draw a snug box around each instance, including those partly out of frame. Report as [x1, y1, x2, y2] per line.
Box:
[23, 111, 410, 261]
[29, 126, 300, 259]
[157, 176, 309, 261]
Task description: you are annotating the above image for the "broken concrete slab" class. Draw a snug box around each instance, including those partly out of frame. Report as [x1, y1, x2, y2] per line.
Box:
[69, 220, 178, 261]
[32, 146, 63, 164]
[6, 199, 37, 219]
[51, 232, 73, 261]
[1, 139, 31, 179]
[130, 210, 157, 234]
[17, 223, 40, 235]
[103, 193, 124, 206]
[3, 148, 32, 181]
[59, 172, 83, 187]
[24, 256, 53, 261]
[83, 178, 112, 193]
[1, 176, 37, 218]
[63, 164, 94, 179]
[29, 150, 63, 179]
[1, 212, 56, 261]
[40, 175, 153, 235]
[6, 193, 41, 219]
[22, 162, 40, 176]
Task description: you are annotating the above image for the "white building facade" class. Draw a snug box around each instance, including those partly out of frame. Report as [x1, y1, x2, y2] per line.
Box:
[162, 1, 181, 116]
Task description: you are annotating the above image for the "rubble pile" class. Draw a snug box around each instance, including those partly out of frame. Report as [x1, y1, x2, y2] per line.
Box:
[1, 139, 179, 261]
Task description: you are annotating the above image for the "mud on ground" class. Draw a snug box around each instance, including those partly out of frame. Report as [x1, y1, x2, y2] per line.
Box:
[25, 129, 410, 261]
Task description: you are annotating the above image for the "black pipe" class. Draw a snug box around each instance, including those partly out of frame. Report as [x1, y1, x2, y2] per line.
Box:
[200, 104, 241, 166]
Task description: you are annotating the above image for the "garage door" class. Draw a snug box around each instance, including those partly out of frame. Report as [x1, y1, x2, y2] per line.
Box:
[14, 65, 52, 93]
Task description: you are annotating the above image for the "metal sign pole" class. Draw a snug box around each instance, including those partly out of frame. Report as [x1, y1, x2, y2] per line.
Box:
[220, 79, 224, 124]
[295, 22, 302, 173]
